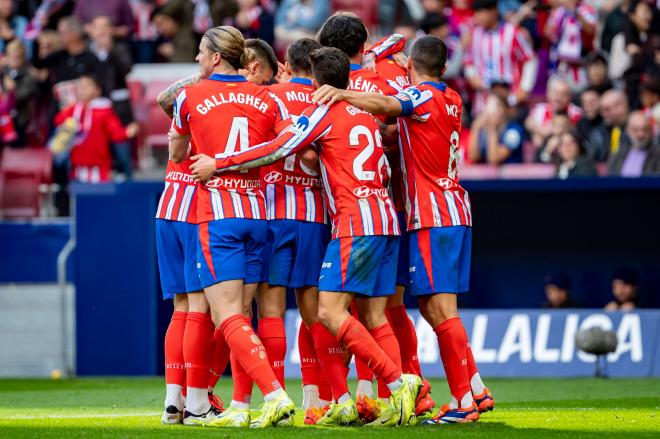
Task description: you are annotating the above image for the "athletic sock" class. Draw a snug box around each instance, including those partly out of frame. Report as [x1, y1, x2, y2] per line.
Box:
[264, 388, 284, 402]
[463, 326, 486, 395]
[352, 303, 375, 385]
[298, 322, 321, 387]
[164, 310, 187, 406]
[318, 372, 332, 405]
[230, 400, 250, 410]
[337, 316, 401, 386]
[434, 318, 474, 409]
[230, 351, 253, 404]
[302, 384, 321, 410]
[310, 322, 350, 400]
[369, 322, 402, 399]
[183, 312, 212, 413]
[386, 304, 422, 376]
[337, 392, 351, 404]
[356, 380, 373, 398]
[258, 317, 287, 389]
[221, 314, 281, 397]
[208, 327, 230, 390]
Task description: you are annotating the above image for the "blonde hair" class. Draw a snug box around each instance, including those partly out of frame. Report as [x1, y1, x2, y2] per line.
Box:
[203, 26, 256, 70]
[6, 39, 26, 59]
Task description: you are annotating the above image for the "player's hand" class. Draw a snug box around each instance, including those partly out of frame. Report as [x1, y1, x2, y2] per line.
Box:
[275, 61, 290, 83]
[312, 85, 344, 106]
[362, 52, 377, 71]
[392, 52, 409, 69]
[190, 154, 217, 183]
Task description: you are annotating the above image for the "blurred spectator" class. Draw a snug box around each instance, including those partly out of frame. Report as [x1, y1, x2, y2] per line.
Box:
[584, 51, 613, 95]
[601, 0, 631, 53]
[24, 0, 72, 41]
[52, 74, 138, 183]
[274, 0, 329, 47]
[538, 111, 571, 163]
[226, 0, 275, 46]
[1, 39, 38, 146]
[33, 16, 101, 107]
[604, 267, 639, 310]
[240, 38, 278, 84]
[469, 94, 524, 164]
[152, 1, 196, 63]
[545, 0, 598, 92]
[577, 88, 609, 161]
[609, 0, 659, 107]
[607, 111, 660, 176]
[74, 0, 134, 38]
[465, 0, 538, 114]
[526, 76, 582, 151]
[556, 130, 598, 178]
[446, 0, 474, 37]
[640, 79, 660, 135]
[0, 68, 16, 147]
[420, 12, 464, 80]
[129, 0, 159, 63]
[601, 88, 630, 160]
[87, 15, 134, 124]
[0, 0, 31, 57]
[543, 271, 576, 308]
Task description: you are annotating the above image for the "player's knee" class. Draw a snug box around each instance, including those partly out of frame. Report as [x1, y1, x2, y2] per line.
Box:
[187, 292, 209, 313]
[317, 303, 334, 328]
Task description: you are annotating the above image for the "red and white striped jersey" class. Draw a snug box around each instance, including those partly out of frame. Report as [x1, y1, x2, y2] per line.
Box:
[464, 21, 535, 91]
[215, 102, 400, 239]
[394, 82, 472, 230]
[172, 73, 290, 223]
[367, 33, 410, 94]
[156, 159, 198, 223]
[265, 78, 327, 223]
[349, 64, 397, 96]
[546, 4, 598, 64]
[529, 102, 583, 131]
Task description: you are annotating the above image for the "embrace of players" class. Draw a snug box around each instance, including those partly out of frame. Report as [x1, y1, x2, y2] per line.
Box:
[154, 12, 494, 429]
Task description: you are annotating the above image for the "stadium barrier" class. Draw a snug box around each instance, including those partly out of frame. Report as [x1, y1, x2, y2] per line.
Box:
[283, 309, 660, 378]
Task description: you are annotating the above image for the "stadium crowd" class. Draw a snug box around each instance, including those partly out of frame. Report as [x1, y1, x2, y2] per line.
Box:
[0, 0, 658, 198]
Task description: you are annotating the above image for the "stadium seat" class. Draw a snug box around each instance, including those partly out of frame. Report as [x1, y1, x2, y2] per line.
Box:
[460, 164, 500, 180]
[0, 147, 53, 219]
[331, 0, 378, 29]
[499, 163, 556, 179]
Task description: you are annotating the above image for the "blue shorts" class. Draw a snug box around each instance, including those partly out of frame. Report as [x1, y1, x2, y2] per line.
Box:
[197, 219, 267, 288]
[408, 226, 471, 295]
[268, 220, 331, 289]
[259, 224, 274, 283]
[155, 219, 202, 299]
[319, 236, 399, 297]
[396, 211, 410, 287]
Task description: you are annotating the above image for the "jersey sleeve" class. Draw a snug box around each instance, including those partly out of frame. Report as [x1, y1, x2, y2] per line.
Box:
[172, 89, 191, 135]
[106, 110, 128, 143]
[393, 86, 434, 122]
[215, 104, 333, 172]
[366, 34, 406, 61]
[268, 91, 292, 133]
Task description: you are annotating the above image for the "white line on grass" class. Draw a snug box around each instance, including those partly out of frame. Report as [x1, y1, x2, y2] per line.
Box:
[6, 412, 161, 420]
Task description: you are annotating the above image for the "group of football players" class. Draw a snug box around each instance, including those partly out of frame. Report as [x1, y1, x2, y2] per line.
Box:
[154, 12, 494, 429]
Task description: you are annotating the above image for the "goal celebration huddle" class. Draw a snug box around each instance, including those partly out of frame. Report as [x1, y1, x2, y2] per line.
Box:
[155, 12, 493, 429]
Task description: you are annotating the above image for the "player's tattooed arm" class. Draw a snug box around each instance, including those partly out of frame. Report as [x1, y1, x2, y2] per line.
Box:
[312, 86, 403, 116]
[157, 74, 201, 118]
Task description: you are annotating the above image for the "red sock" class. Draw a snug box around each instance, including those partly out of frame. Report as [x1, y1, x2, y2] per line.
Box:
[386, 304, 422, 376]
[338, 316, 400, 385]
[221, 314, 281, 396]
[463, 326, 480, 385]
[208, 327, 230, 390]
[165, 311, 187, 386]
[230, 351, 253, 403]
[258, 317, 286, 389]
[310, 322, 349, 399]
[434, 318, 471, 407]
[183, 312, 213, 389]
[319, 373, 333, 402]
[351, 303, 374, 383]
[369, 322, 402, 399]
[298, 322, 320, 387]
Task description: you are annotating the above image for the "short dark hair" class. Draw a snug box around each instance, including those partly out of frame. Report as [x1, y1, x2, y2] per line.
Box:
[309, 47, 350, 89]
[245, 38, 278, 76]
[420, 12, 448, 35]
[410, 36, 448, 78]
[317, 13, 367, 58]
[286, 38, 322, 74]
[79, 73, 105, 95]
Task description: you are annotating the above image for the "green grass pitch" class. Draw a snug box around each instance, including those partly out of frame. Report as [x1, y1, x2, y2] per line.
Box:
[0, 377, 658, 438]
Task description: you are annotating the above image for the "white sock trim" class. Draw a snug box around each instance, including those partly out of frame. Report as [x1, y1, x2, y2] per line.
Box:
[230, 400, 250, 410]
[186, 387, 210, 415]
[264, 388, 284, 402]
[356, 379, 374, 397]
[165, 384, 184, 410]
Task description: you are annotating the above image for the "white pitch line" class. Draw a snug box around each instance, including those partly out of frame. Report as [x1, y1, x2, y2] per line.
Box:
[6, 412, 161, 420]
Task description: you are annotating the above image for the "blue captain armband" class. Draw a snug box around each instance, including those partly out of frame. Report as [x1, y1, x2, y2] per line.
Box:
[394, 87, 433, 117]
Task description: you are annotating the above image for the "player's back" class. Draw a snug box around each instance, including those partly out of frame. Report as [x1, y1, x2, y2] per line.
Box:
[376, 56, 410, 94]
[265, 78, 326, 223]
[397, 82, 472, 230]
[156, 159, 197, 223]
[349, 64, 395, 95]
[175, 74, 288, 222]
[313, 101, 399, 238]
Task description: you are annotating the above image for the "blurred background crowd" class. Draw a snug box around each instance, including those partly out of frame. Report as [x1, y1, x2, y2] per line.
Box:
[0, 0, 658, 218]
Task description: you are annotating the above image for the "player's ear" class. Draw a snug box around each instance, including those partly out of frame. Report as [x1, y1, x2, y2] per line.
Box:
[407, 57, 413, 71]
[440, 65, 448, 78]
[284, 62, 293, 76]
[213, 52, 222, 67]
[250, 61, 260, 75]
